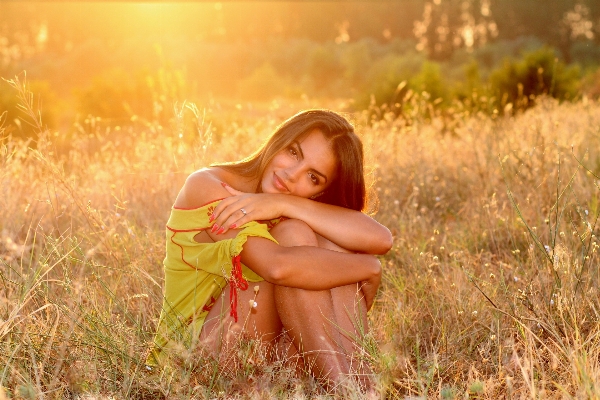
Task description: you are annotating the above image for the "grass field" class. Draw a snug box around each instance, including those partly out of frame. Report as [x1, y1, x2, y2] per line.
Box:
[2, 76, 600, 399]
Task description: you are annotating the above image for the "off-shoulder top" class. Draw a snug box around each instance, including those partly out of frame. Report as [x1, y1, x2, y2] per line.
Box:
[147, 198, 281, 366]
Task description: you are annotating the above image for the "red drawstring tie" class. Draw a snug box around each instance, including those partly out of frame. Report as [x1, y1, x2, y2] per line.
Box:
[229, 255, 249, 322]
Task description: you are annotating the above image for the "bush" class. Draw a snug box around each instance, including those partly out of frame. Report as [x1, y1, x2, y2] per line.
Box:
[75, 66, 189, 123]
[237, 63, 289, 100]
[581, 68, 600, 99]
[411, 61, 448, 102]
[355, 52, 425, 109]
[490, 47, 580, 109]
[306, 44, 344, 95]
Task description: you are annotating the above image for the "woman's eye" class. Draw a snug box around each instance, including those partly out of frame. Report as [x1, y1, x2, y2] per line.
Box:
[308, 173, 319, 185]
[288, 147, 298, 158]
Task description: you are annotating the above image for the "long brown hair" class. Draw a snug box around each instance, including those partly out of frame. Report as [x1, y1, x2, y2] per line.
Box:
[215, 109, 366, 211]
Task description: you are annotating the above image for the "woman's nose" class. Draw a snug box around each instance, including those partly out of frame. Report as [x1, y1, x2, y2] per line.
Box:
[284, 165, 302, 182]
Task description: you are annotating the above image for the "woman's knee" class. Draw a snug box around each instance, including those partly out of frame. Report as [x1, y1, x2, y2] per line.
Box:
[315, 234, 352, 253]
[270, 218, 318, 247]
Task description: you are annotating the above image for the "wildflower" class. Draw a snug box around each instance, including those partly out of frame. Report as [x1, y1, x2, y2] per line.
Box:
[435, 197, 440, 202]
[550, 299, 554, 306]
[472, 310, 478, 317]
[585, 209, 589, 216]
[544, 245, 551, 253]
[514, 276, 519, 282]
[394, 200, 400, 205]
[433, 256, 439, 261]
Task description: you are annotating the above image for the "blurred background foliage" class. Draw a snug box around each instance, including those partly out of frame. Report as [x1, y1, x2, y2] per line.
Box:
[1, 1, 600, 138]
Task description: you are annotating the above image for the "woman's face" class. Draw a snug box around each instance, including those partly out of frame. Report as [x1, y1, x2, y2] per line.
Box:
[261, 129, 337, 198]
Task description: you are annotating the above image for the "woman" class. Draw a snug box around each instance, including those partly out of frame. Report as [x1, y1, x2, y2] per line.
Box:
[149, 109, 392, 389]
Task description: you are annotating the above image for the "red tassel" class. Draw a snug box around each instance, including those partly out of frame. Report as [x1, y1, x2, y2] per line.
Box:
[202, 296, 216, 312]
[229, 255, 249, 322]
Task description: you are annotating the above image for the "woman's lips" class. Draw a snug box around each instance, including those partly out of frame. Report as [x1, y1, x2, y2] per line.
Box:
[273, 173, 289, 192]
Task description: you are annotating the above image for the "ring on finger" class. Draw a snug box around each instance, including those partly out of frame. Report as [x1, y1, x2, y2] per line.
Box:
[240, 208, 247, 216]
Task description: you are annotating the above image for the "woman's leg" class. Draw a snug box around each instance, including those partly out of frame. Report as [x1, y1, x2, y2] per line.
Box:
[199, 279, 282, 358]
[198, 218, 373, 389]
[269, 219, 372, 389]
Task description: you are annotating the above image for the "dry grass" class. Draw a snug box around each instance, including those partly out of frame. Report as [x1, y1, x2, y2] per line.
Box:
[2, 75, 600, 398]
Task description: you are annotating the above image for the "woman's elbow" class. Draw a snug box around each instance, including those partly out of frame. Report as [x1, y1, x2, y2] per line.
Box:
[373, 228, 393, 255]
[258, 249, 291, 285]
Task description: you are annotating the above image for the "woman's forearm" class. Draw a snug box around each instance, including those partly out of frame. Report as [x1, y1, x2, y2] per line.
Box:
[207, 183, 393, 254]
[281, 195, 393, 254]
[241, 236, 381, 290]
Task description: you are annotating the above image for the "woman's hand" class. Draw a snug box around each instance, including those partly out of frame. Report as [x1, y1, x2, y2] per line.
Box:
[361, 260, 382, 311]
[209, 183, 287, 235]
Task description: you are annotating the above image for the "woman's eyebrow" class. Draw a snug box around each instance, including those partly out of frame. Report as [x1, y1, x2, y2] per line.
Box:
[296, 141, 328, 183]
[293, 140, 304, 159]
[312, 169, 328, 183]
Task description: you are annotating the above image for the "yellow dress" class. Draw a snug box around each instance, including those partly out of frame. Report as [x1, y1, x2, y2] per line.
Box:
[147, 198, 280, 366]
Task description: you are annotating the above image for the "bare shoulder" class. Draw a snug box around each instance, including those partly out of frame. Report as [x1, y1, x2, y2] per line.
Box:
[173, 168, 230, 209]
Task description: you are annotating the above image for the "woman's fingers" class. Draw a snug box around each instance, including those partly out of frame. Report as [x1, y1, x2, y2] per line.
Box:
[209, 182, 247, 223]
[210, 188, 281, 235]
[216, 209, 253, 235]
[361, 278, 379, 311]
[210, 196, 240, 224]
[212, 200, 254, 235]
[221, 182, 246, 196]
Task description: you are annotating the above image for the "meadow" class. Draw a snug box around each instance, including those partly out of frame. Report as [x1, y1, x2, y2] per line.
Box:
[2, 76, 600, 399]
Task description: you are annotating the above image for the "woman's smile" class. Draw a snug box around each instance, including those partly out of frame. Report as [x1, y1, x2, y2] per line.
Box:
[272, 173, 290, 192]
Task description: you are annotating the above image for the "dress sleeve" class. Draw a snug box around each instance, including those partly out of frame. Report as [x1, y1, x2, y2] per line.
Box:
[221, 221, 279, 322]
[176, 221, 278, 322]
[229, 222, 278, 273]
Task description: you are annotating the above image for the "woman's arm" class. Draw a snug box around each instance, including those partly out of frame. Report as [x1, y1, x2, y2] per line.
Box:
[210, 189, 393, 255]
[174, 170, 382, 308]
[240, 236, 382, 310]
